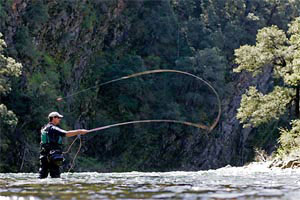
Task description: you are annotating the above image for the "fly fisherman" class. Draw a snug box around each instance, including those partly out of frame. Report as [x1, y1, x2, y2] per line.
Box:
[39, 112, 88, 178]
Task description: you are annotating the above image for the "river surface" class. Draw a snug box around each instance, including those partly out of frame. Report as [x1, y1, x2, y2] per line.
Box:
[1, 162, 300, 200]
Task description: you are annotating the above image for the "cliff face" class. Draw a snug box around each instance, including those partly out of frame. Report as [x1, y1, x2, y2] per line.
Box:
[212, 67, 274, 168]
[2, 0, 128, 90]
[179, 66, 274, 170]
[0, 0, 282, 172]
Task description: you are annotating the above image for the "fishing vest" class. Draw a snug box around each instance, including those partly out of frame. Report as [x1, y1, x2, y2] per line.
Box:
[41, 124, 63, 145]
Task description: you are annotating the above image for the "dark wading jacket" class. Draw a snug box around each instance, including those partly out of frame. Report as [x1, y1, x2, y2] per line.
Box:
[40, 123, 67, 151]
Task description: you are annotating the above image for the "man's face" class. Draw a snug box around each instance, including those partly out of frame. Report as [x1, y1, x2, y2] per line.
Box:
[52, 116, 62, 125]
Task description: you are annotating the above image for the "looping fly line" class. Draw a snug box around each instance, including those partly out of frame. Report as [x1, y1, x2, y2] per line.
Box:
[58, 69, 221, 133]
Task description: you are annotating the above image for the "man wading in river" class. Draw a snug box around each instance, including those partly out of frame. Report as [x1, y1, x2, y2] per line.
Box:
[39, 112, 88, 178]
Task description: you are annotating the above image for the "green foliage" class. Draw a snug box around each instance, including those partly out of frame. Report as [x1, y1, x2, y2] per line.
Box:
[234, 26, 288, 76]
[0, 3, 7, 19]
[81, 3, 97, 31]
[234, 18, 300, 158]
[1, 0, 300, 172]
[0, 32, 22, 105]
[27, 70, 59, 97]
[126, 1, 178, 60]
[237, 86, 294, 128]
[0, 32, 23, 172]
[235, 19, 300, 86]
[0, 33, 22, 94]
[194, 48, 227, 87]
[234, 18, 300, 127]
[44, 54, 57, 67]
[277, 120, 300, 156]
[0, 1, 12, 25]
[0, 104, 18, 126]
[23, 0, 49, 31]
[14, 26, 40, 62]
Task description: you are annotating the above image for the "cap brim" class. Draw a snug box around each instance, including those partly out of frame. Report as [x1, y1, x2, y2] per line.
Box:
[48, 112, 64, 118]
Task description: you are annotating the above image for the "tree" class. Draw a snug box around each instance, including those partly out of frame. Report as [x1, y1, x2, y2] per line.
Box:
[0, 33, 22, 125]
[234, 18, 300, 156]
[0, 33, 22, 171]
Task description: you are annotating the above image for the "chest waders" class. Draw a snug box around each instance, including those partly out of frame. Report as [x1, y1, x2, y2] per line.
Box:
[40, 125, 64, 166]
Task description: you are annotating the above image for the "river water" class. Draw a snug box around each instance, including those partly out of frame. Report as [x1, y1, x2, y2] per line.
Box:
[1, 162, 300, 200]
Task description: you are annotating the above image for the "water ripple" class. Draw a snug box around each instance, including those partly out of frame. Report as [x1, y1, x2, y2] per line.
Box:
[1, 162, 300, 199]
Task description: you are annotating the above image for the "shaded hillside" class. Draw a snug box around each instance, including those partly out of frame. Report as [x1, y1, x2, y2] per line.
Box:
[0, 0, 299, 172]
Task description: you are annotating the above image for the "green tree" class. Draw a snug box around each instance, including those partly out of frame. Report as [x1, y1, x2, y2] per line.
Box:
[0, 33, 22, 124]
[23, 0, 49, 32]
[234, 18, 300, 156]
[0, 33, 22, 171]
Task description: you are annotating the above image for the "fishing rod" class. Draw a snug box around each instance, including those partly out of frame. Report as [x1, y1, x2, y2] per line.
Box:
[87, 119, 209, 133]
[58, 69, 222, 132]
[62, 69, 222, 170]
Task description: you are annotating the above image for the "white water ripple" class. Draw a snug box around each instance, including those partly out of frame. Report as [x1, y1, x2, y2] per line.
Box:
[0, 162, 300, 199]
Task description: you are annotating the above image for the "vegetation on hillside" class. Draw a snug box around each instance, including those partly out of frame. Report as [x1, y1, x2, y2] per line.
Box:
[234, 18, 300, 158]
[0, 0, 300, 172]
[0, 33, 22, 171]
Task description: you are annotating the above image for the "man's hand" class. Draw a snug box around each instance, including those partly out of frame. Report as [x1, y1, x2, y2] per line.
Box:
[66, 129, 89, 137]
[79, 129, 88, 135]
